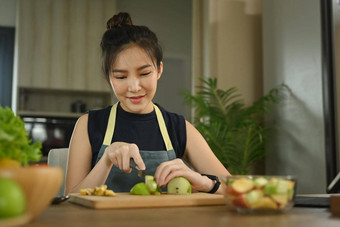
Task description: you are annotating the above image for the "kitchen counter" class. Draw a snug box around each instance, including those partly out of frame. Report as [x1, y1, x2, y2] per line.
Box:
[24, 202, 340, 227]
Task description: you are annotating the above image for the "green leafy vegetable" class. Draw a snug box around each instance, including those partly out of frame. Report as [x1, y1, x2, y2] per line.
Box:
[0, 106, 42, 166]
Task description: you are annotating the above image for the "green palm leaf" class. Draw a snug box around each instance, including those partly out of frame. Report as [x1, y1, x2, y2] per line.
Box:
[180, 78, 284, 174]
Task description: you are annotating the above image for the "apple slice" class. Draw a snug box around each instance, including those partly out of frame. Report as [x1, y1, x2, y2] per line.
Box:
[271, 194, 288, 208]
[245, 189, 263, 205]
[231, 195, 250, 209]
[254, 177, 268, 188]
[130, 182, 151, 195]
[251, 197, 278, 210]
[287, 180, 295, 190]
[145, 175, 162, 195]
[145, 175, 157, 193]
[230, 178, 254, 195]
[264, 183, 277, 195]
[276, 179, 289, 194]
[167, 177, 192, 194]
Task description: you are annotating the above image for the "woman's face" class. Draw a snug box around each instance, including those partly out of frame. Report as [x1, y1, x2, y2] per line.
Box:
[109, 45, 162, 114]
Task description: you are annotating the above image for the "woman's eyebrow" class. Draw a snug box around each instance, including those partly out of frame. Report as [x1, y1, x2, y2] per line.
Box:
[112, 64, 152, 73]
[112, 69, 127, 73]
[138, 64, 152, 70]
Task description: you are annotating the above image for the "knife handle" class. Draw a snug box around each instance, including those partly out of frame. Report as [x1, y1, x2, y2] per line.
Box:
[129, 158, 141, 171]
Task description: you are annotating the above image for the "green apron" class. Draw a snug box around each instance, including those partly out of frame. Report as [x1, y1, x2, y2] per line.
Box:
[95, 102, 176, 192]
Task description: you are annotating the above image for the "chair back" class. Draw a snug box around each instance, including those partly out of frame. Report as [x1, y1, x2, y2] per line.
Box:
[47, 148, 69, 197]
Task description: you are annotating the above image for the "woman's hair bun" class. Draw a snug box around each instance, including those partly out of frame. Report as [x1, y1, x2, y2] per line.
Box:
[106, 12, 133, 30]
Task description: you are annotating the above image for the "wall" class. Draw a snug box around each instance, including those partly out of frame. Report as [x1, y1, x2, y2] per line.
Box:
[332, 0, 340, 169]
[208, 0, 263, 106]
[117, 0, 193, 119]
[263, 0, 327, 193]
[0, 0, 16, 27]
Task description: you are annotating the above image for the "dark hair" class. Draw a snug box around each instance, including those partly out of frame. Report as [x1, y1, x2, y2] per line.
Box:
[100, 12, 163, 83]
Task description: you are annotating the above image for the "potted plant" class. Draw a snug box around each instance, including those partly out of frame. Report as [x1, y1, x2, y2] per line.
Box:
[181, 78, 284, 174]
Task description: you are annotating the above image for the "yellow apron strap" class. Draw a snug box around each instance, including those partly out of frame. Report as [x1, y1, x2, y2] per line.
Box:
[102, 102, 174, 151]
[103, 102, 118, 146]
[153, 104, 174, 151]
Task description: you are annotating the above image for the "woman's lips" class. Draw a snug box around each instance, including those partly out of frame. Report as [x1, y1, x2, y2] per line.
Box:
[129, 96, 144, 104]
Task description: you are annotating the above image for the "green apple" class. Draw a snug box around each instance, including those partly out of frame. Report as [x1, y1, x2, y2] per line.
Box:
[130, 175, 161, 195]
[264, 179, 290, 195]
[264, 183, 277, 195]
[145, 175, 161, 195]
[245, 190, 263, 205]
[0, 178, 26, 218]
[276, 179, 289, 194]
[130, 182, 151, 195]
[167, 177, 192, 194]
[145, 175, 157, 193]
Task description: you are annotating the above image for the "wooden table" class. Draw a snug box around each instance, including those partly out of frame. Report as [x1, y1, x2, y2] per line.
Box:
[23, 202, 340, 227]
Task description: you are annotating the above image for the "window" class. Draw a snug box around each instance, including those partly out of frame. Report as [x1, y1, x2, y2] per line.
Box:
[0, 26, 15, 107]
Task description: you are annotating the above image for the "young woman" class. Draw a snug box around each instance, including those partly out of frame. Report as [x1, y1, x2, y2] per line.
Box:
[65, 12, 230, 195]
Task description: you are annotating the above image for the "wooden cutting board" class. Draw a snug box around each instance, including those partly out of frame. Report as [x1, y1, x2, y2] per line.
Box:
[69, 193, 225, 209]
[330, 195, 340, 215]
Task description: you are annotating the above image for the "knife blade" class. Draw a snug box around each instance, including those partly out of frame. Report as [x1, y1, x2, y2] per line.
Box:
[129, 158, 146, 178]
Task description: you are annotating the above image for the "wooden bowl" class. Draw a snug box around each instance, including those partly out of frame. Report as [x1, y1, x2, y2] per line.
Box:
[0, 166, 63, 225]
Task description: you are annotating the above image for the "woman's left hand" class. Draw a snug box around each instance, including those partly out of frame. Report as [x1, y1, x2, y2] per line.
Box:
[154, 158, 214, 192]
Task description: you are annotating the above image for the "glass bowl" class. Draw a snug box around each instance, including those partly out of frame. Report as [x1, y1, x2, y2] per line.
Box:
[220, 175, 297, 214]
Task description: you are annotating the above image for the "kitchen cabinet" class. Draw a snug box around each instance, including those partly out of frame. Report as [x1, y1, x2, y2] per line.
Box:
[17, 0, 116, 92]
[17, 87, 113, 118]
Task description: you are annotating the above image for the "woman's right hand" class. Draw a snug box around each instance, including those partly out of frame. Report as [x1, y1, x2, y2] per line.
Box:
[103, 142, 145, 173]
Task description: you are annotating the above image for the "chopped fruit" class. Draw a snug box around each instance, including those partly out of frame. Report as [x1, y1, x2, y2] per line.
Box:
[145, 175, 158, 193]
[232, 195, 250, 209]
[225, 184, 236, 195]
[268, 178, 279, 185]
[271, 194, 288, 208]
[167, 177, 192, 195]
[80, 185, 115, 196]
[130, 175, 162, 195]
[251, 197, 278, 210]
[93, 185, 107, 196]
[287, 189, 294, 200]
[223, 176, 296, 212]
[287, 180, 295, 190]
[130, 182, 151, 195]
[80, 188, 94, 195]
[254, 177, 268, 188]
[153, 185, 162, 195]
[231, 178, 254, 194]
[264, 183, 277, 195]
[104, 189, 115, 196]
[276, 179, 289, 194]
[245, 190, 263, 205]
[130, 175, 161, 195]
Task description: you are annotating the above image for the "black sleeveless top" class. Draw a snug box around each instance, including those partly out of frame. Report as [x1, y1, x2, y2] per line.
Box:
[88, 103, 187, 168]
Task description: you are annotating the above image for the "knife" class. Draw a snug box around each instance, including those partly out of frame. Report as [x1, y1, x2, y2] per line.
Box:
[129, 158, 146, 178]
[51, 195, 70, 205]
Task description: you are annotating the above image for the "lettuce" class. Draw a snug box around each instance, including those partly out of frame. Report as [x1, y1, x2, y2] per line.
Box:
[0, 106, 42, 166]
